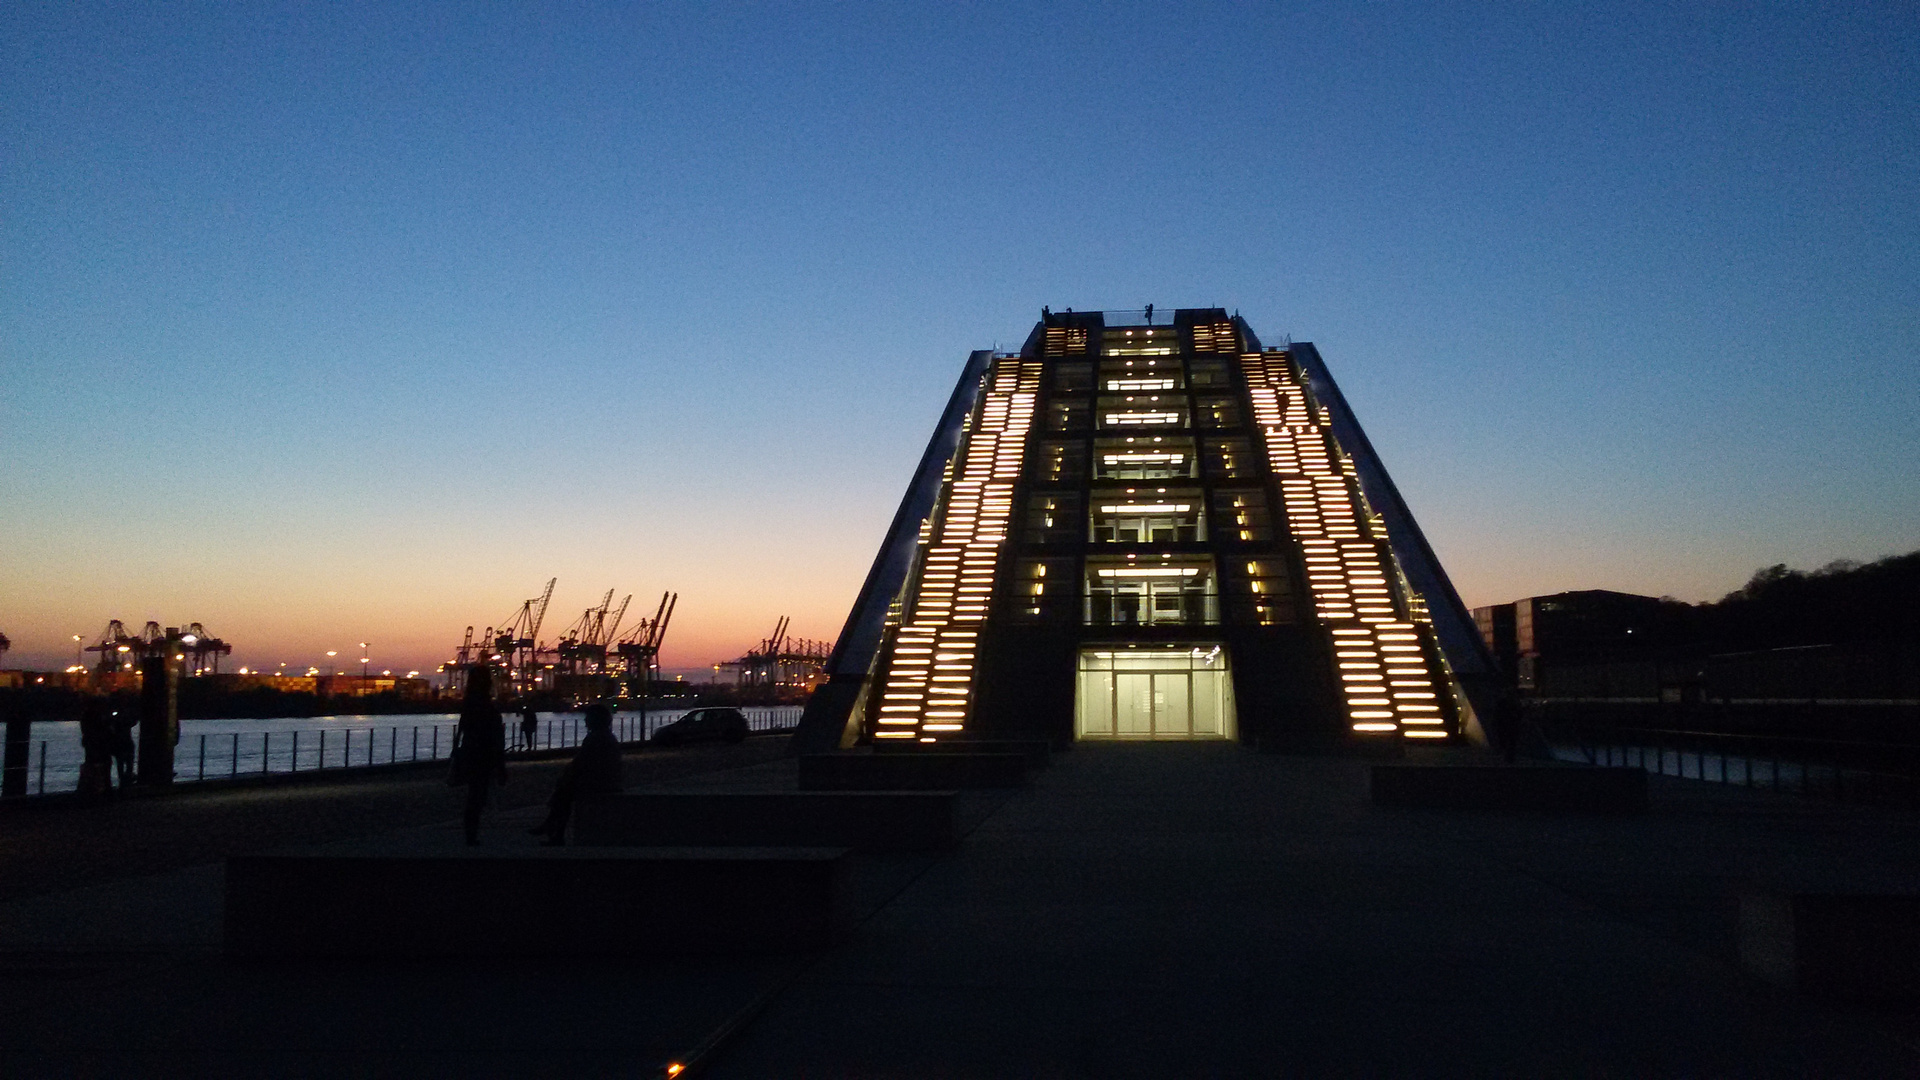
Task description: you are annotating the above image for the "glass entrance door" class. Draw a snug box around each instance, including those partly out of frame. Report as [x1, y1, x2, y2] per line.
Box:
[1114, 673, 1153, 736]
[1076, 645, 1235, 740]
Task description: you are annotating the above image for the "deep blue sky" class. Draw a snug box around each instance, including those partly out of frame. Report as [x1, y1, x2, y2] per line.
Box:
[4, 1, 1916, 671]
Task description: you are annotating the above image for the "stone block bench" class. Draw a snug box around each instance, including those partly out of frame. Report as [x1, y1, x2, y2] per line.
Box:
[1369, 765, 1648, 813]
[1740, 894, 1920, 1003]
[226, 845, 847, 960]
[573, 791, 956, 852]
[798, 752, 1027, 791]
[873, 739, 1053, 767]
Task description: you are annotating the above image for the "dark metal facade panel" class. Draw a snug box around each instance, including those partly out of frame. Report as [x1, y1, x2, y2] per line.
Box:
[822, 350, 994, 679]
[789, 350, 992, 754]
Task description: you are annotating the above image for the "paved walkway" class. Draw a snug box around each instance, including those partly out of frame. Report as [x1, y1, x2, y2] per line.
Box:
[710, 743, 1920, 1077]
[0, 738, 790, 902]
[2, 740, 1916, 1076]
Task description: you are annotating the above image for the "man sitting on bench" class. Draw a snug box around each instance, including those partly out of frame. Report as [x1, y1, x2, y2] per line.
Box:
[529, 703, 624, 846]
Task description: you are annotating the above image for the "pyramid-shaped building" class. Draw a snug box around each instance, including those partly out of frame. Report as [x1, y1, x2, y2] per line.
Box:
[793, 308, 1501, 754]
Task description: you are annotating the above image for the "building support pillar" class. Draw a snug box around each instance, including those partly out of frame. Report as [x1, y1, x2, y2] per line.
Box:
[1, 709, 29, 798]
[138, 656, 178, 785]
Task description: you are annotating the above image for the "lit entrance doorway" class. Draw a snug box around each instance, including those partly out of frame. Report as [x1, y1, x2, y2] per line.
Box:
[1075, 644, 1236, 740]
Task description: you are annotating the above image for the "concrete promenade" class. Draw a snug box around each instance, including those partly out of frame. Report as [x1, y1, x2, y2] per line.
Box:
[2, 738, 1917, 1075]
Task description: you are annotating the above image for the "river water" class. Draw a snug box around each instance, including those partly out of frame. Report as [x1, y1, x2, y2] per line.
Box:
[9, 706, 801, 796]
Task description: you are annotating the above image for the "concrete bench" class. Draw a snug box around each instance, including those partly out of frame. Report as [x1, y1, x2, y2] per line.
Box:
[873, 739, 1053, 767]
[1369, 765, 1648, 813]
[226, 845, 847, 960]
[1740, 894, 1920, 1003]
[573, 791, 956, 852]
[799, 752, 1027, 791]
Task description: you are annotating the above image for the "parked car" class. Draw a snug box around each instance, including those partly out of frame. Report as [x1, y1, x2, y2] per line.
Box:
[649, 707, 750, 747]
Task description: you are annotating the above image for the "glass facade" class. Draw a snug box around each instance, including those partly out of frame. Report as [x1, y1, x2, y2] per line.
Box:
[1076, 645, 1236, 740]
[1090, 490, 1206, 544]
[1093, 437, 1196, 480]
[1084, 557, 1219, 627]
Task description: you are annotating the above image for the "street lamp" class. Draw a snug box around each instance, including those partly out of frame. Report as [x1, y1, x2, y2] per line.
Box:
[73, 635, 82, 669]
[360, 642, 369, 696]
[326, 651, 337, 678]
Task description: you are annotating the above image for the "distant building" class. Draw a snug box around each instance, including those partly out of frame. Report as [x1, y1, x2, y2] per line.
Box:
[310, 674, 433, 700]
[1473, 604, 1518, 681]
[793, 308, 1503, 753]
[1473, 590, 1693, 692]
[0, 669, 109, 692]
[221, 674, 320, 694]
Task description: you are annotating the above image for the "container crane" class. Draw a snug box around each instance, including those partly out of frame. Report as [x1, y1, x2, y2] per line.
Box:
[491, 577, 555, 697]
[721, 616, 832, 698]
[556, 589, 618, 675]
[615, 592, 677, 697]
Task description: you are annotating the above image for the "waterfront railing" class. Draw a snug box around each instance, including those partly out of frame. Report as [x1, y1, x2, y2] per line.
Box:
[1542, 719, 1920, 810]
[2, 706, 803, 799]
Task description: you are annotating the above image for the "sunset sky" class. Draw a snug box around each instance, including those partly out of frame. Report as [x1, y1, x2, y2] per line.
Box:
[4, 2, 1916, 675]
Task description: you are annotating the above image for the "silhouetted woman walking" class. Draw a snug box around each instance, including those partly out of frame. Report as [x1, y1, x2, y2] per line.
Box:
[451, 664, 508, 845]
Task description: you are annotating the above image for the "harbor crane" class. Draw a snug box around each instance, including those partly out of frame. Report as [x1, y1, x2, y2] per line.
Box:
[448, 578, 556, 697]
[555, 589, 632, 676]
[721, 616, 831, 698]
[83, 620, 231, 675]
[615, 592, 677, 697]
[492, 577, 555, 697]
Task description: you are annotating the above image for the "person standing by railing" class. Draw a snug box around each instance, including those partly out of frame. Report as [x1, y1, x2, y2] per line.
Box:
[519, 704, 538, 752]
[450, 665, 509, 845]
[78, 699, 114, 796]
[108, 706, 137, 790]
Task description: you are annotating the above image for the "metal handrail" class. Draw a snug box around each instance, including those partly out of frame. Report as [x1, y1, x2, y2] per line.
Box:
[1537, 717, 1919, 810]
[1551, 724, 1920, 753]
[5, 705, 805, 799]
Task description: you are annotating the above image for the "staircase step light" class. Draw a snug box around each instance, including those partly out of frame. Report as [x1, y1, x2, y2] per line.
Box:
[1244, 353, 1452, 739]
[866, 359, 1043, 740]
